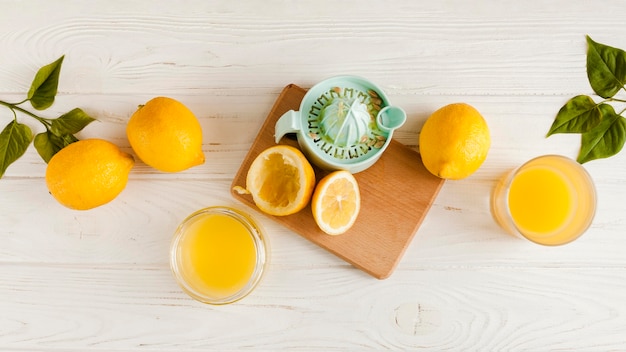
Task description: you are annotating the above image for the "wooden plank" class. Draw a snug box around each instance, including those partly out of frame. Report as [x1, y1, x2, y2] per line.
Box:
[2, 2, 626, 351]
[231, 84, 444, 279]
[2, 264, 625, 351]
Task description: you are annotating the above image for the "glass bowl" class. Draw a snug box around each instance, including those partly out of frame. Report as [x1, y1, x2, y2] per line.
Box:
[170, 206, 268, 304]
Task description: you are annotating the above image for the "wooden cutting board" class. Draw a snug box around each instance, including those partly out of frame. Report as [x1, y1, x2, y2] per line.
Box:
[231, 84, 444, 279]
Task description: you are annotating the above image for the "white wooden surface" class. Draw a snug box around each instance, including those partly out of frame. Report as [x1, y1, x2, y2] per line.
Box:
[1, 1, 626, 350]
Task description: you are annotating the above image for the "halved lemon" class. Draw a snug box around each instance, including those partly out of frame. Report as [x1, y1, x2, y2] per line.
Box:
[246, 145, 316, 216]
[311, 170, 361, 235]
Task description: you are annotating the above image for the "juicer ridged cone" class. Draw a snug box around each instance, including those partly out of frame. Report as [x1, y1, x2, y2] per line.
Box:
[319, 98, 371, 147]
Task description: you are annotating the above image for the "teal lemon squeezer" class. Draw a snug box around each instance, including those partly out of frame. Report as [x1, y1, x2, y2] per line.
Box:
[274, 76, 406, 173]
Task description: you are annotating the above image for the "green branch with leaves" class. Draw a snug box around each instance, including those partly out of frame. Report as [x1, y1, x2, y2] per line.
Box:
[547, 35, 626, 164]
[0, 55, 95, 178]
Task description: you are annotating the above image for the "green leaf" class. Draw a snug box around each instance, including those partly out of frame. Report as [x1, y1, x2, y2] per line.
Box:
[27, 55, 65, 110]
[34, 130, 78, 163]
[0, 121, 34, 178]
[33, 132, 57, 163]
[547, 95, 605, 136]
[586, 35, 626, 98]
[50, 108, 96, 135]
[578, 110, 626, 163]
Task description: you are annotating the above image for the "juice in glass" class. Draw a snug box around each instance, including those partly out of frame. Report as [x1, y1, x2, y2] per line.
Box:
[170, 206, 267, 304]
[491, 155, 596, 245]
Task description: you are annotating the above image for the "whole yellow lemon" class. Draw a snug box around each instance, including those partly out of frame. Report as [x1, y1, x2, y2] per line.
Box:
[127, 97, 204, 172]
[419, 103, 490, 180]
[46, 139, 135, 210]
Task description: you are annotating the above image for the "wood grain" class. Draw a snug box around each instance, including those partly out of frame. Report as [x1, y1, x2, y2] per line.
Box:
[0, 1, 624, 97]
[1, 265, 625, 351]
[2, 1, 626, 351]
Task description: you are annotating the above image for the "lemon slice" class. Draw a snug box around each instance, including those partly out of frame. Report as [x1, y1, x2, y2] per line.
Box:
[246, 145, 316, 216]
[311, 170, 361, 235]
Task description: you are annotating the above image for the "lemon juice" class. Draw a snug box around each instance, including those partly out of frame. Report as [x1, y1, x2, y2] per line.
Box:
[170, 207, 267, 304]
[491, 155, 596, 245]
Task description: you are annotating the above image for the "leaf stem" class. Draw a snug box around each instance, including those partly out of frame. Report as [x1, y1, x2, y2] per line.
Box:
[0, 99, 52, 127]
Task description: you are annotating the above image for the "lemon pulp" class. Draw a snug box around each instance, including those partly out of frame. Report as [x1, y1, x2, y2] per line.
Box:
[258, 152, 300, 208]
[312, 170, 361, 236]
[246, 145, 315, 216]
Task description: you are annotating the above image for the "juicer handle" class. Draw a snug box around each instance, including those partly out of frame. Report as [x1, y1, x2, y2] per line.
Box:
[376, 106, 406, 134]
[274, 110, 302, 143]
